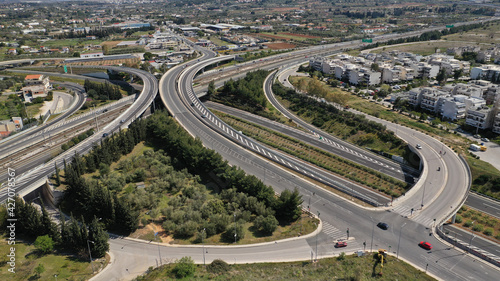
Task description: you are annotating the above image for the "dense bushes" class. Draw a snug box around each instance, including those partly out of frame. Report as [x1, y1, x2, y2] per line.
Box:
[60, 110, 303, 242]
[272, 83, 403, 151]
[84, 79, 123, 100]
[210, 70, 278, 120]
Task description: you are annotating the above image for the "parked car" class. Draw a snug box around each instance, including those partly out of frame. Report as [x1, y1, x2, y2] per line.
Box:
[481, 138, 489, 142]
[102, 133, 109, 138]
[335, 241, 347, 248]
[416, 144, 422, 149]
[377, 222, 389, 230]
[473, 134, 481, 139]
[419, 241, 432, 250]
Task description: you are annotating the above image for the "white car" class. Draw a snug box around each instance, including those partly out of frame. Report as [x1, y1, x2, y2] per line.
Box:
[416, 144, 422, 149]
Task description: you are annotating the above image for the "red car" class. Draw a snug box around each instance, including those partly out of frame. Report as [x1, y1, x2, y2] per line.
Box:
[335, 241, 347, 248]
[419, 241, 432, 250]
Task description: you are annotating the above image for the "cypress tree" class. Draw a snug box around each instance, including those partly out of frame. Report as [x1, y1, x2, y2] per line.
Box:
[40, 203, 60, 243]
[88, 216, 109, 258]
[54, 162, 61, 186]
[113, 194, 138, 234]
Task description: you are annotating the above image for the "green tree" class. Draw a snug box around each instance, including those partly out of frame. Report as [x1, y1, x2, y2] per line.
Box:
[143, 52, 153, 61]
[54, 162, 61, 186]
[254, 215, 278, 235]
[113, 195, 139, 233]
[34, 235, 54, 255]
[34, 263, 45, 278]
[436, 68, 447, 85]
[99, 163, 110, 176]
[207, 80, 215, 97]
[275, 188, 303, 224]
[88, 217, 109, 258]
[419, 112, 428, 122]
[173, 256, 196, 278]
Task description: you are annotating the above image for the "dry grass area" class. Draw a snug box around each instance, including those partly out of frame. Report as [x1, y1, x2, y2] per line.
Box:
[281, 32, 320, 39]
[138, 252, 436, 281]
[265, 42, 297, 50]
[57, 58, 140, 66]
[100, 40, 121, 48]
[368, 40, 482, 56]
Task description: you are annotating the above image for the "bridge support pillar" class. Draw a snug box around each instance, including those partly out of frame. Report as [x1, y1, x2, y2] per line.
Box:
[451, 213, 456, 224]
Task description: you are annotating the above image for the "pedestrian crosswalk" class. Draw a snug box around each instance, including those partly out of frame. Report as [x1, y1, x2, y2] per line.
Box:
[391, 205, 436, 227]
[322, 222, 345, 240]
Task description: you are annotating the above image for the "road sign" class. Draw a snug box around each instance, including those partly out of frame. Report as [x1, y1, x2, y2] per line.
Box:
[446, 25, 454, 28]
[63, 65, 67, 73]
[362, 38, 373, 43]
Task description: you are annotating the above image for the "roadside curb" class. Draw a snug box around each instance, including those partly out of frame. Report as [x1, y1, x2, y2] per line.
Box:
[88, 251, 115, 281]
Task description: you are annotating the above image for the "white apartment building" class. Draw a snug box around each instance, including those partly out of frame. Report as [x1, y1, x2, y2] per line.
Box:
[441, 95, 467, 120]
[492, 113, 500, 134]
[348, 68, 381, 86]
[408, 88, 423, 107]
[465, 106, 494, 130]
[470, 65, 500, 81]
[420, 88, 447, 113]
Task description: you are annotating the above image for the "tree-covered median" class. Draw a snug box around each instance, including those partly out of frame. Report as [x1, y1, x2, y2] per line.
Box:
[272, 82, 407, 158]
[57, 110, 306, 244]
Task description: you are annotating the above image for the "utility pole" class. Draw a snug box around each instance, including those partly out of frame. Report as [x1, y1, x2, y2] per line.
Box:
[396, 223, 406, 259]
[234, 212, 237, 243]
[86, 240, 95, 273]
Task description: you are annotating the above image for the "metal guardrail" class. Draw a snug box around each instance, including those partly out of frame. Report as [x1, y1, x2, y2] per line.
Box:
[432, 156, 500, 267]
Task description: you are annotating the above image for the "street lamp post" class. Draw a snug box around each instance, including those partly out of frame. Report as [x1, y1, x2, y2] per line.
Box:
[155, 232, 162, 266]
[315, 211, 320, 262]
[370, 216, 375, 252]
[202, 228, 206, 266]
[468, 221, 476, 252]
[86, 240, 95, 274]
[234, 213, 237, 243]
[396, 223, 406, 259]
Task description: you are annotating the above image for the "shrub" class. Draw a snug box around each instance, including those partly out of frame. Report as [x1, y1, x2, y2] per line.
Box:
[483, 228, 494, 236]
[455, 215, 463, 224]
[207, 259, 230, 274]
[173, 256, 196, 278]
[464, 220, 473, 227]
[485, 219, 497, 227]
[337, 252, 346, 261]
[34, 235, 54, 255]
[472, 224, 484, 232]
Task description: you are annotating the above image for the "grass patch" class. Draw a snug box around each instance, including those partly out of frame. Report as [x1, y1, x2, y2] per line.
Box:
[466, 155, 500, 199]
[454, 205, 500, 242]
[135, 253, 436, 281]
[0, 235, 108, 281]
